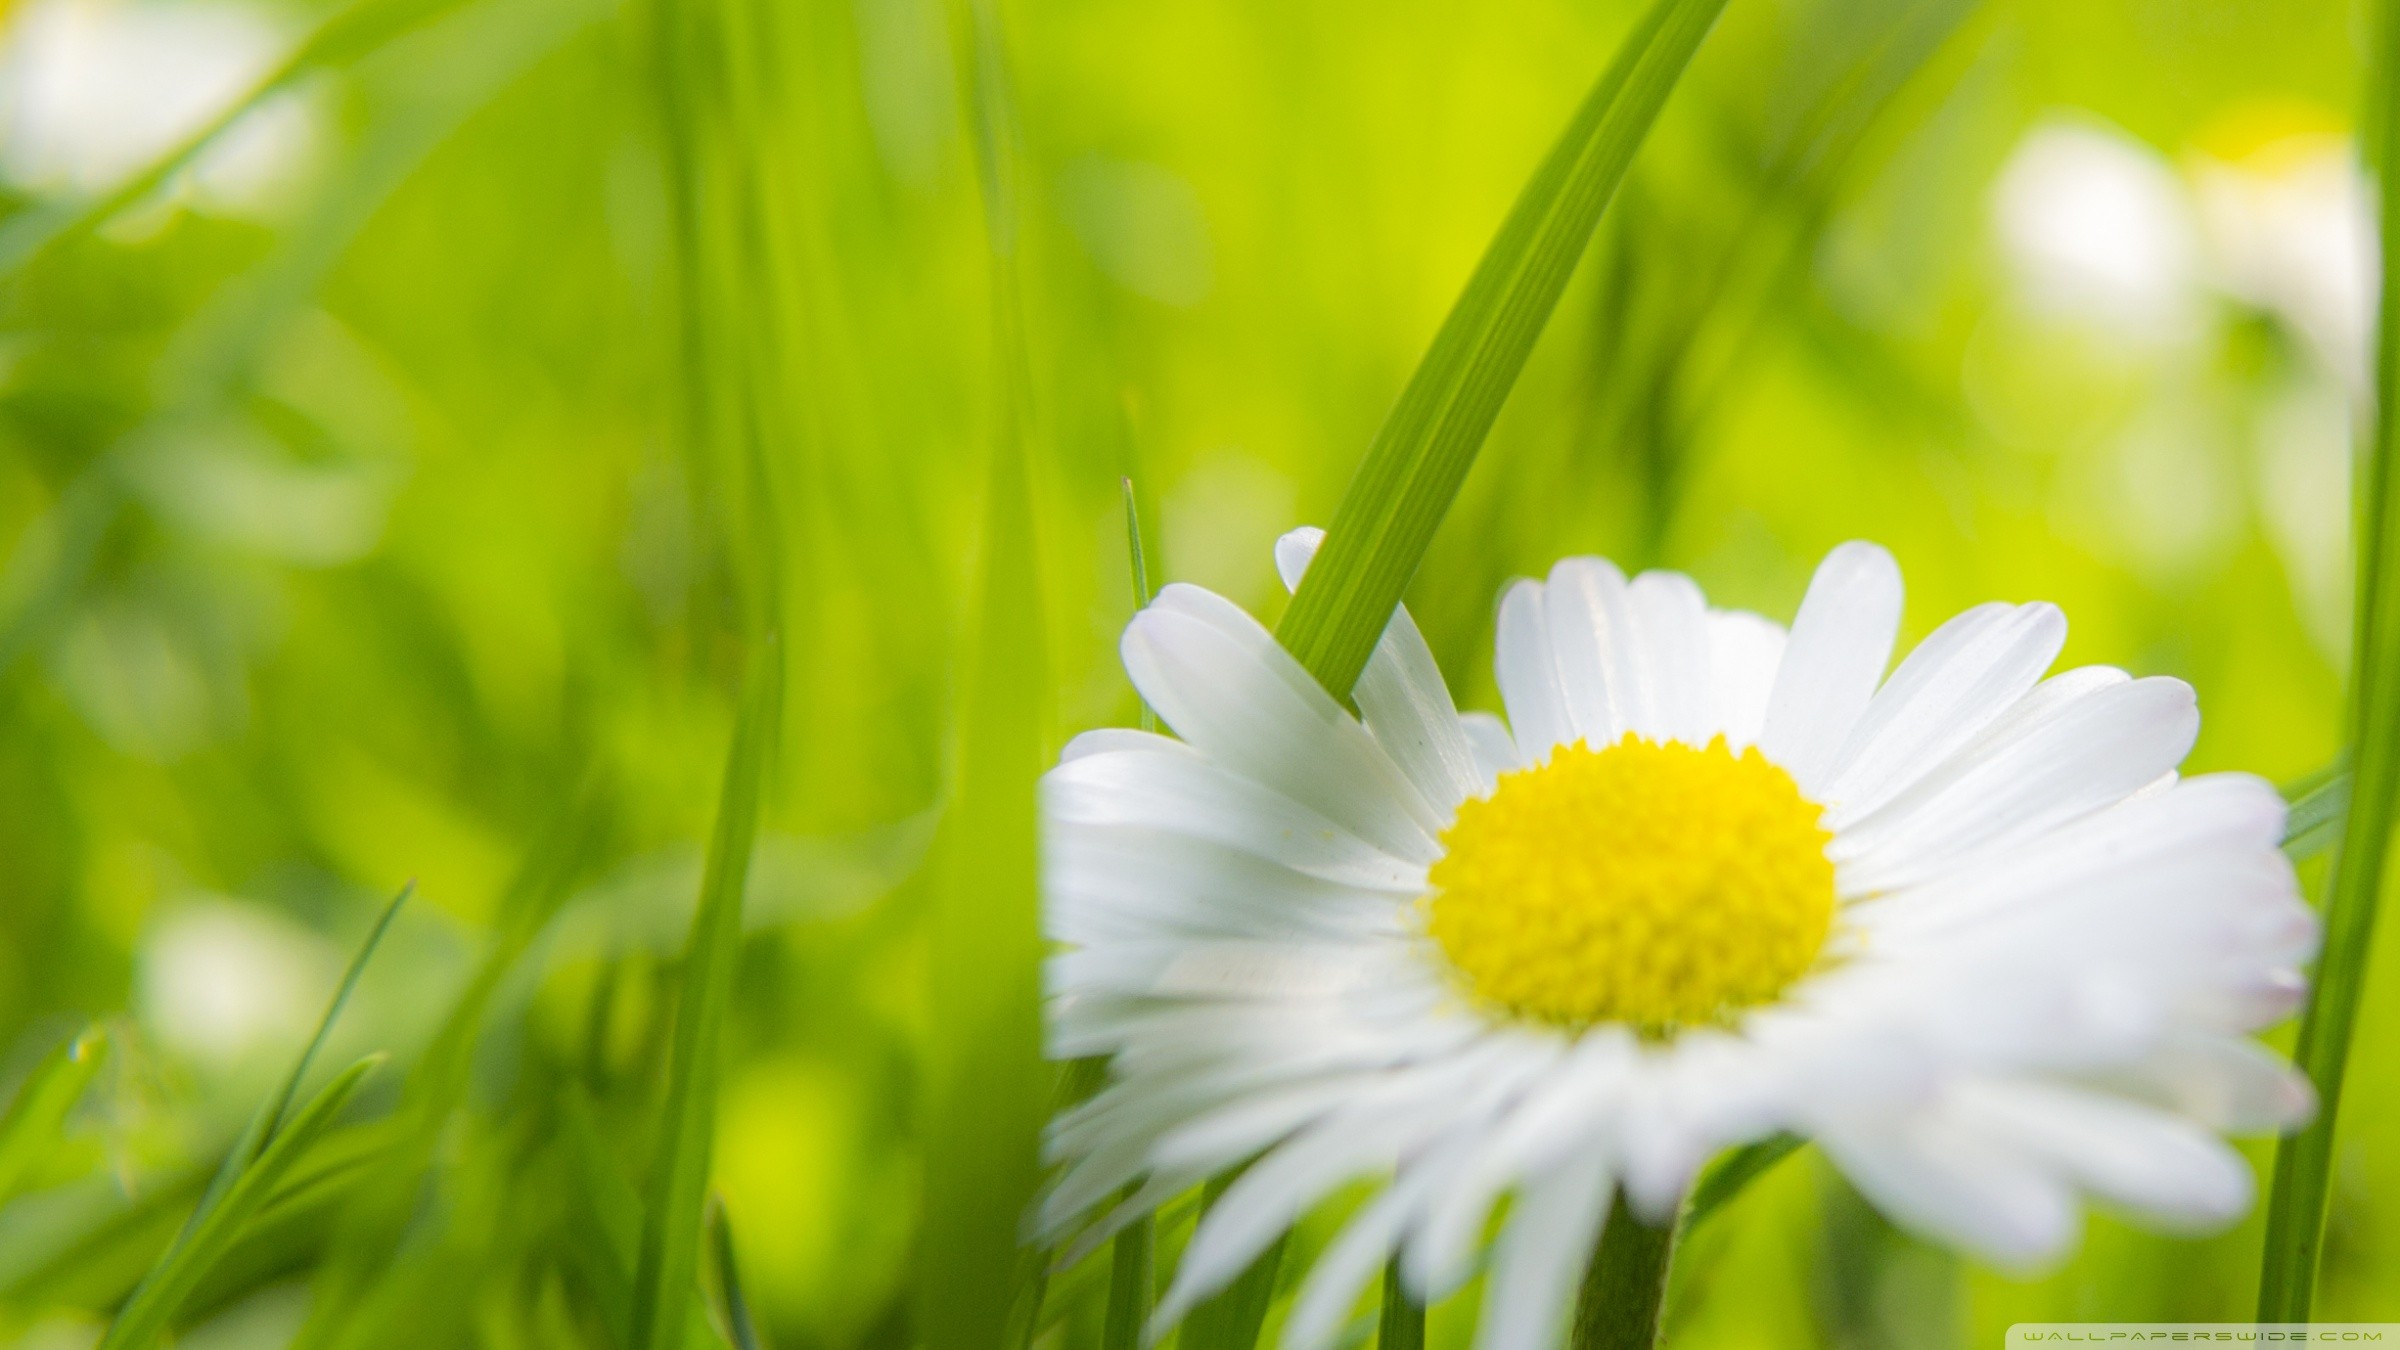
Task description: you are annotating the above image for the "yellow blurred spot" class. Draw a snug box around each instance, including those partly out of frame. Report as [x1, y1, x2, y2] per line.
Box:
[2193, 98, 2349, 170]
[1427, 733, 1835, 1033]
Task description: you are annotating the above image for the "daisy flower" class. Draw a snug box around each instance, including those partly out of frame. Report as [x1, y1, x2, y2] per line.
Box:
[1038, 530, 2316, 1350]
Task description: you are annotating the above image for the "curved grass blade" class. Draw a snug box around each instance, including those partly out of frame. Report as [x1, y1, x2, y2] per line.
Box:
[0, 1024, 109, 1209]
[2258, 0, 2400, 1316]
[2282, 764, 2350, 863]
[1272, 0, 1731, 702]
[98, 884, 408, 1350]
[625, 643, 779, 1350]
[99, 1057, 382, 1350]
[1681, 1134, 1802, 1236]
[703, 1196, 766, 1350]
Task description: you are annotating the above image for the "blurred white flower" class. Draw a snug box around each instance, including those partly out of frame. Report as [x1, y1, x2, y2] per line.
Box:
[0, 0, 316, 214]
[2194, 135, 2377, 395]
[2255, 375, 2356, 660]
[1992, 118, 2202, 343]
[138, 897, 333, 1065]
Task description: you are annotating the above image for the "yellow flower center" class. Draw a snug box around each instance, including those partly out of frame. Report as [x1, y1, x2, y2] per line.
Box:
[1426, 732, 1836, 1034]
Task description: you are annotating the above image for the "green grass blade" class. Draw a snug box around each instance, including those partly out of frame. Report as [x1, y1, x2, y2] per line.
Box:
[627, 643, 780, 1350]
[1124, 476, 1158, 737]
[98, 885, 406, 1350]
[1271, 0, 1730, 701]
[2258, 0, 2400, 1317]
[0, 1025, 109, 1209]
[99, 1057, 382, 1350]
[1101, 1188, 1155, 1350]
[1181, 1174, 1286, 1350]
[916, 0, 1051, 1346]
[704, 1196, 766, 1350]
[2282, 765, 2350, 863]
[0, 0, 466, 281]
[1680, 1134, 1803, 1236]
[264, 886, 411, 1143]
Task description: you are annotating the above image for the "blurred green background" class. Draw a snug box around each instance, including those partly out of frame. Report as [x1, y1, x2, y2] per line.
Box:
[0, 0, 2392, 1344]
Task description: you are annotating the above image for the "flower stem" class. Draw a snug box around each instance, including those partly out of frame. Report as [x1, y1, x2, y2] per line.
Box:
[1378, 1259, 1425, 1350]
[1570, 1191, 1677, 1350]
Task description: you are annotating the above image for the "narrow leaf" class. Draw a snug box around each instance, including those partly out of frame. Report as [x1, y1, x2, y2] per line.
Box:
[1680, 1134, 1803, 1235]
[627, 643, 780, 1350]
[99, 884, 408, 1350]
[1273, 0, 1731, 701]
[704, 1196, 766, 1350]
[1101, 1187, 1155, 1350]
[100, 1058, 382, 1350]
[2258, 0, 2400, 1316]
[2282, 765, 2350, 863]
[0, 1024, 109, 1208]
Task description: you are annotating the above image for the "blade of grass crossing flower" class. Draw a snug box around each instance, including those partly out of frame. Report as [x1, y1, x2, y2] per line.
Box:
[100, 1058, 383, 1350]
[0, 1024, 108, 1208]
[2259, 0, 2400, 1317]
[627, 643, 780, 1350]
[1272, 0, 1730, 702]
[917, 0, 1050, 1345]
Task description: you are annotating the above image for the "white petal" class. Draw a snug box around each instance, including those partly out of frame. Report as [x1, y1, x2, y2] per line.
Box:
[1815, 1111, 2077, 1267]
[1542, 557, 1642, 745]
[1044, 745, 1424, 891]
[1757, 541, 1903, 793]
[1495, 579, 1573, 761]
[1834, 675, 2201, 893]
[1459, 711, 1520, 785]
[1405, 1032, 1635, 1296]
[1153, 1048, 1517, 1331]
[1282, 1186, 1413, 1350]
[1124, 587, 1441, 860]
[1044, 824, 1403, 946]
[1706, 609, 1785, 750]
[1961, 1079, 2253, 1229]
[1628, 570, 1713, 745]
[1821, 601, 2066, 821]
[1474, 1149, 1614, 1350]
[2103, 1033, 2315, 1132]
